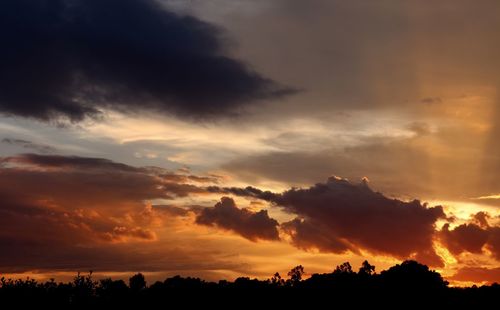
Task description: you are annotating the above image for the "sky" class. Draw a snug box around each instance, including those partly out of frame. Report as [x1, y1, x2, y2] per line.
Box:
[1, 0, 500, 286]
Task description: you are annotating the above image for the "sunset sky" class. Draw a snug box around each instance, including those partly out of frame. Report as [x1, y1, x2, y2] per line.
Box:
[1, 0, 500, 286]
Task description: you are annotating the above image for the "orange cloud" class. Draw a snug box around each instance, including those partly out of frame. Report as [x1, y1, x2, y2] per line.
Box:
[2, 153, 500, 284]
[450, 267, 500, 285]
[0, 154, 234, 274]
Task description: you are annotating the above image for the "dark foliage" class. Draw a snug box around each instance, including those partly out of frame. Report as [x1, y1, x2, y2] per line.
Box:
[0, 260, 498, 308]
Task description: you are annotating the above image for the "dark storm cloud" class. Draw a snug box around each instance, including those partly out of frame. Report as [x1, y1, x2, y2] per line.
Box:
[209, 177, 446, 266]
[0, 0, 292, 122]
[438, 216, 500, 261]
[439, 223, 490, 255]
[271, 177, 446, 266]
[196, 197, 280, 241]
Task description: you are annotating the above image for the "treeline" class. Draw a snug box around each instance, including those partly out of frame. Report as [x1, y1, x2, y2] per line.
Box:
[0, 260, 498, 307]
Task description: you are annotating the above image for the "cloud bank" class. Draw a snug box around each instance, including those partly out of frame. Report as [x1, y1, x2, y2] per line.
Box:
[2, 153, 500, 276]
[0, 153, 224, 272]
[0, 0, 292, 122]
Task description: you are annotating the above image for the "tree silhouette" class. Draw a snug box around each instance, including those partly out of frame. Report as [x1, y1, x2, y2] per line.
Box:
[380, 260, 448, 290]
[334, 262, 354, 274]
[287, 265, 304, 286]
[129, 273, 146, 292]
[358, 260, 376, 276]
[70, 271, 97, 305]
[270, 272, 284, 287]
[0, 260, 498, 307]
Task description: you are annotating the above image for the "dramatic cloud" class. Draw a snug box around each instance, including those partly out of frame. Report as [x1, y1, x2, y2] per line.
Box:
[439, 223, 490, 255]
[1, 153, 498, 280]
[0, 0, 292, 122]
[0, 192, 156, 246]
[274, 177, 446, 265]
[213, 177, 446, 266]
[0, 153, 248, 274]
[438, 214, 500, 261]
[0, 154, 285, 275]
[196, 197, 279, 241]
[0, 189, 157, 273]
[0, 153, 214, 240]
[0, 152, 213, 213]
[2, 0, 500, 285]
[0, 191, 241, 275]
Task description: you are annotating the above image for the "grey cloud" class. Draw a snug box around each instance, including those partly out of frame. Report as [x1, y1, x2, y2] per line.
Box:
[222, 123, 500, 201]
[221, 137, 434, 198]
[196, 197, 280, 241]
[1, 138, 57, 154]
[171, 0, 500, 119]
[0, 154, 209, 210]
